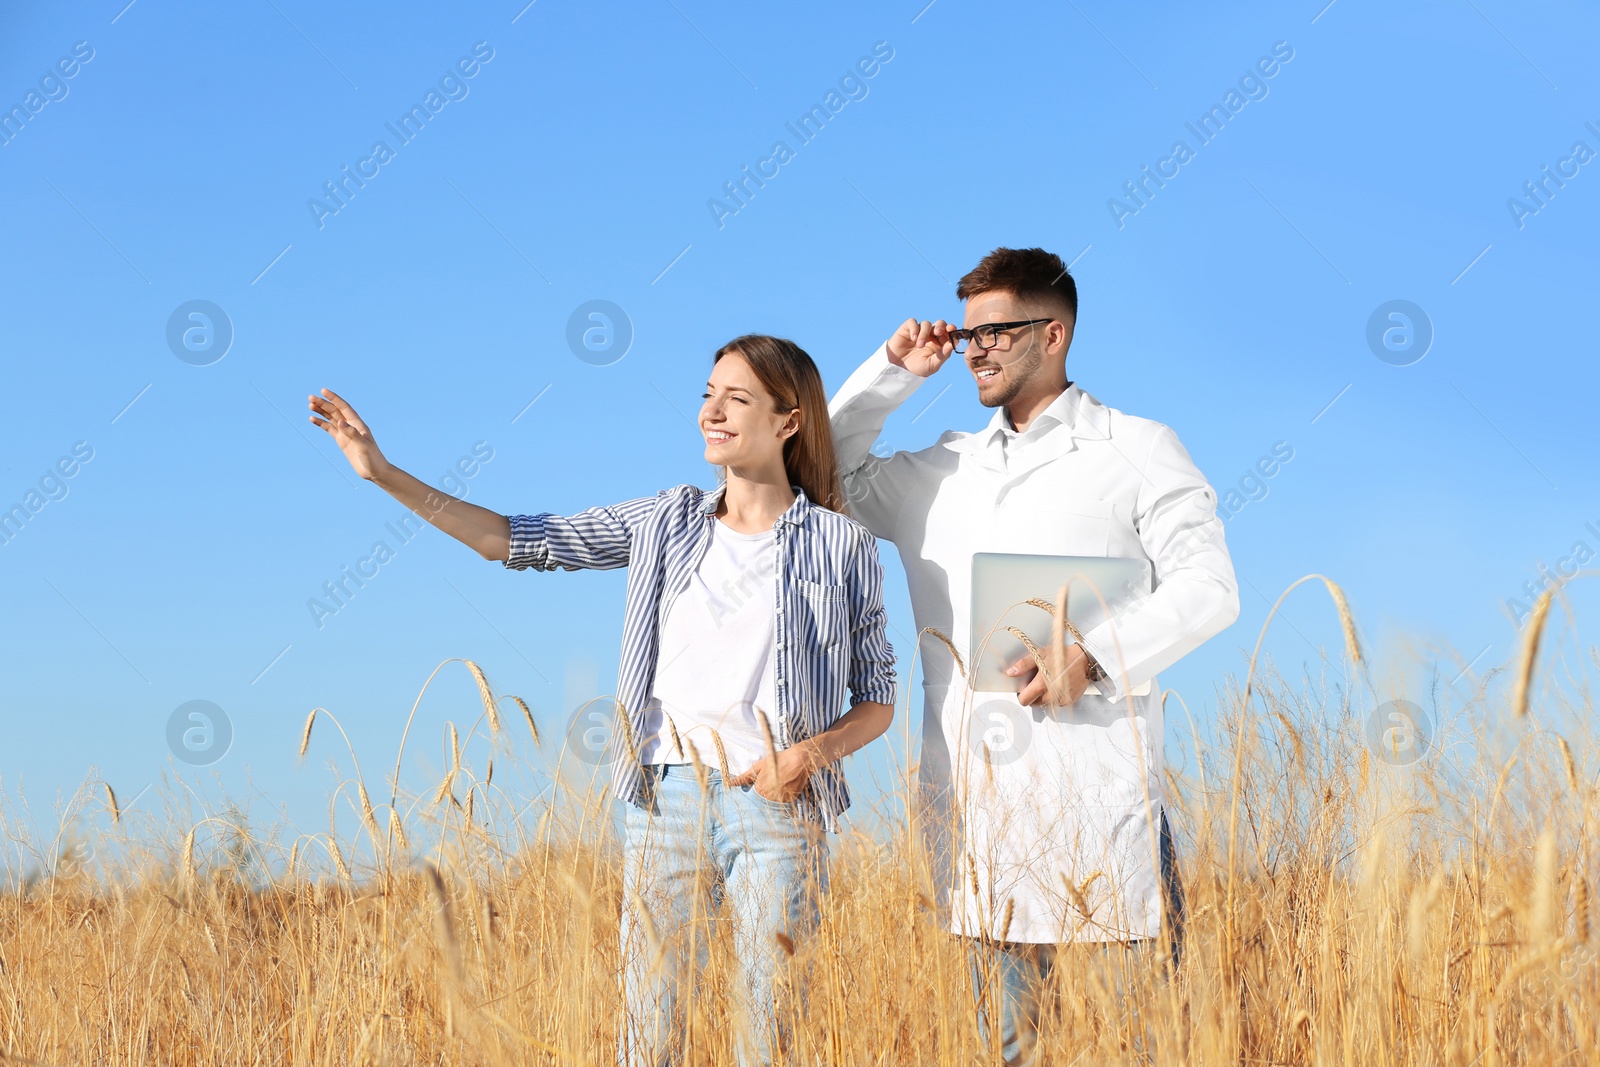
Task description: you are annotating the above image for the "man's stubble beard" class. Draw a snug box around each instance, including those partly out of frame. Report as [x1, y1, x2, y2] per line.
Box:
[977, 344, 1043, 410]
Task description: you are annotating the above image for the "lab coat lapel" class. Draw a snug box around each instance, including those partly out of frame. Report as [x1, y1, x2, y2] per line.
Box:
[1008, 401, 1112, 481]
[1002, 417, 1084, 483]
[971, 385, 1114, 485]
[941, 409, 1008, 475]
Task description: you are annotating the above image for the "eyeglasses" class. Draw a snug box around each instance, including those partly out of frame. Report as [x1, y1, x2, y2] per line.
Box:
[950, 318, 1054, 355]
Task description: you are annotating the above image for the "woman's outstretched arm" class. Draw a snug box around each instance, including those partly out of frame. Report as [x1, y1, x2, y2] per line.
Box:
[310, 388, 512, 560]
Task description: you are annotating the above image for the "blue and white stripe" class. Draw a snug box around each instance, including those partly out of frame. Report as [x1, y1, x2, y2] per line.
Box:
[503, 482, 896, 831]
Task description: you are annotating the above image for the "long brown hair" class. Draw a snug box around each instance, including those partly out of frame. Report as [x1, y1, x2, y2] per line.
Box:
[712, 334, 848, 515]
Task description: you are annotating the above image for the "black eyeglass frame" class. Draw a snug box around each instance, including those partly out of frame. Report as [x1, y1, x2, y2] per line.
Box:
[950, 318, 1056, 354]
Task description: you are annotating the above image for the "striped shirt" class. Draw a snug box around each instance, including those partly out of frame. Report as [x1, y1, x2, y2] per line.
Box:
[503, 482, 896, 830]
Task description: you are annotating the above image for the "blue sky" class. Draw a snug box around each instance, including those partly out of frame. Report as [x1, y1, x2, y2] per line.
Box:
[2, 0, 1596, 862]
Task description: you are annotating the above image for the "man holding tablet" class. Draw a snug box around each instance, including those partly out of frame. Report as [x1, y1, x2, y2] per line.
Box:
[827, 246, 1239, 1062]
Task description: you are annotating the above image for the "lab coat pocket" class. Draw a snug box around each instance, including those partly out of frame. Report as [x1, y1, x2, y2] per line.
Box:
[1031, 499, 1115, 556]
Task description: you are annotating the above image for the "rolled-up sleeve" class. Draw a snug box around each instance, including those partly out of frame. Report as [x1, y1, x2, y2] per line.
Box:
[843, 526, 897, 708]
[503, 495, 660, 573]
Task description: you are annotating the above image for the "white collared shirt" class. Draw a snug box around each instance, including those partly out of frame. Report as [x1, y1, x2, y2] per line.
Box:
[992, 389, 1074, 468]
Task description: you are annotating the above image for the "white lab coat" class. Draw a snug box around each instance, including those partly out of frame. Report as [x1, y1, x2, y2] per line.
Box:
[828, 344, 1239, 943]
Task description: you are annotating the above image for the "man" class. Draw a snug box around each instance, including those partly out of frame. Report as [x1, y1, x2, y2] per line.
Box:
[827, 247, 1238, 1062]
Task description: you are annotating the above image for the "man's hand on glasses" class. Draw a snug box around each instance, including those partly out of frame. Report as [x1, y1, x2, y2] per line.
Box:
[886, 317, 1059, 377]
[885, 318, 958, 378]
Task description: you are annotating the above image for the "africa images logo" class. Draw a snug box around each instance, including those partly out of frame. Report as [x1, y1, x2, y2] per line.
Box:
[1107, 40, 1295, 229]
[706, 41, 895, 229]
[1366, 699, 1433, 767]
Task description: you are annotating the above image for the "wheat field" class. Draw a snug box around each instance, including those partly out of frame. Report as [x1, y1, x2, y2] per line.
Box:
[2, 581, 1597, 1065]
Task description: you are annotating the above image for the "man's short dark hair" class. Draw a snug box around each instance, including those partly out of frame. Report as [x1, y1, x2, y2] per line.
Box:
[955, 247, 1078, 322]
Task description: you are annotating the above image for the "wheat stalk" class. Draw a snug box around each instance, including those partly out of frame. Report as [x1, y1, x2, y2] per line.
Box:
[463, 660, 501, 733]
[426, 864, 467, 990]
[1005, 626, 1062, 701]
[1558, 736, 1579, 792]
[1513, 588, 1554, 718]
[711, 728, 732, 782]
[920, 627, 967, 676]
[357, 783, 381, 842]
[615, 700, 640, 766]
[328, 838, 351, 884]
[508, 695, 539, 745]
[1320, 576, 1363, 667]
[298, 708, 319, 760]
[388, 809, 410, 853]
[684, 738, 710, 794]
[1533, 824, 1560, 949]
[665, 714, 683, 760]
[431, 772, 455, 808]
[180, 827, 197, 890]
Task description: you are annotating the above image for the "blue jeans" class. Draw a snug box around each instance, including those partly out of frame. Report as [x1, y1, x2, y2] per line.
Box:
[970, 808, 1185, 1066]
[618, 765, 829, 1067]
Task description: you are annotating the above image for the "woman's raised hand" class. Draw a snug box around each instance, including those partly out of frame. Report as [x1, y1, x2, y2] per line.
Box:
[309, 388, 389, 481]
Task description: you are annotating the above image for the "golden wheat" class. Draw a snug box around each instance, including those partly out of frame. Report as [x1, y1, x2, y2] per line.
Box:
[4, 590, 1599, 1065]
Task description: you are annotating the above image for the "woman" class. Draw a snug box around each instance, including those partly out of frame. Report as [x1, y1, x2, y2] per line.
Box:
[309, 334, 896, 1066]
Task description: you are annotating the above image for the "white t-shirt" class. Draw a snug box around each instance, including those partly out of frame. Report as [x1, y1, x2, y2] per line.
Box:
[638, 518, 779, 774]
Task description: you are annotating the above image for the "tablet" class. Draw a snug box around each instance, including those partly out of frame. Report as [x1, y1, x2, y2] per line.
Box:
[969, 551, 1153, 696]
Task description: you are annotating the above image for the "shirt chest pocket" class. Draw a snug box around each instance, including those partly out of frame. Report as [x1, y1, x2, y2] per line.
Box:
[792, 578, 848, 652]
[1028, 498, 1116, 556]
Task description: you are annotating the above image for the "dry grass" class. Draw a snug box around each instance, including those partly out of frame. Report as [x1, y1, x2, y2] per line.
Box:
[3, 599, 1599, 1065]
